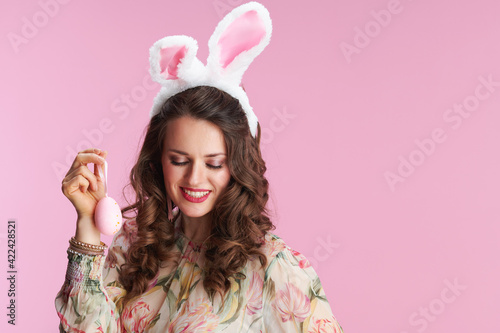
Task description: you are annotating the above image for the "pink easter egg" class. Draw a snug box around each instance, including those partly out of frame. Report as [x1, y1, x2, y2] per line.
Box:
[94, 196, 123, 235]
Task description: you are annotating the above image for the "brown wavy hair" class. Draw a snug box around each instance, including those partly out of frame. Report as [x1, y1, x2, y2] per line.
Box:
[117, 85, 275, 308]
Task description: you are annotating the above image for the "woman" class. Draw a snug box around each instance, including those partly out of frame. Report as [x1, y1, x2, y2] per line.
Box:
[55, 3, 343, 332]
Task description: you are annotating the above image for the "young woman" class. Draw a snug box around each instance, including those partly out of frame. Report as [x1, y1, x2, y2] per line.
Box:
[55, 3, 343, 332]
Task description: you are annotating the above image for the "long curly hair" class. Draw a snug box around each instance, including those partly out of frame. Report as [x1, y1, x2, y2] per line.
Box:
[117, 85, 275, 308]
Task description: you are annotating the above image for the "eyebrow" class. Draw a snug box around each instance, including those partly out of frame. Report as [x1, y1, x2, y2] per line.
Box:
[167, 149, 226, 157]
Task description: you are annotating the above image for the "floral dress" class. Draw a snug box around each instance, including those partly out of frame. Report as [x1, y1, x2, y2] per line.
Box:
[55, 210, 344, 332]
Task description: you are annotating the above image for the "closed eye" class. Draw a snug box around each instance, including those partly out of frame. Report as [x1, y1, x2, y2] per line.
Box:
[170, 161, 223, 169]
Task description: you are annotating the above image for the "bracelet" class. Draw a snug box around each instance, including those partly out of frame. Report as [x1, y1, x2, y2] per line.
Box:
[69, 237, 108, 251]
[69, 243, 105, 255]
[67, 246, 104, 256]
[70, 237, 108, 250]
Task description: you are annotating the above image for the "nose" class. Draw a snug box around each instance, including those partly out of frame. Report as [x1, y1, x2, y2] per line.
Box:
[185, 160, 205, 186]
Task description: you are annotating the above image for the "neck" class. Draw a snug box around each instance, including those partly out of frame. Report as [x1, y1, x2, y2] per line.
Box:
[180, 211, 213, 244]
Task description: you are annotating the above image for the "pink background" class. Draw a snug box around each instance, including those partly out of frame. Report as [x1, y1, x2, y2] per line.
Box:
[1, 0, 499, 331]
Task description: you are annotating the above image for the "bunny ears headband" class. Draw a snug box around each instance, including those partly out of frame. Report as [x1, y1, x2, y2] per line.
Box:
[148, 1, 272, 138]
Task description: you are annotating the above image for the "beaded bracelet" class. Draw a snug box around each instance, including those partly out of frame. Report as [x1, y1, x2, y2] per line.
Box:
[67, 247, 104, 256]
[69, 237, 108, 251]
[69, 243, 105, 255]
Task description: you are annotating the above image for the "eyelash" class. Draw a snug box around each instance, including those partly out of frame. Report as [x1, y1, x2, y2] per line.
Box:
[170, 160, 223, 169]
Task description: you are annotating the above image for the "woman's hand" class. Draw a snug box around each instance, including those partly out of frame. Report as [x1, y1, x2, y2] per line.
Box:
[61, 148, 108, 243]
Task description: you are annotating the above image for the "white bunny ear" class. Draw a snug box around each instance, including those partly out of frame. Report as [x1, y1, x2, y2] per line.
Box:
[148, 2, 272, 137]
[207, 1, 272, 84]
[149, 35, 200, 86]
[149, 35, 207, 118]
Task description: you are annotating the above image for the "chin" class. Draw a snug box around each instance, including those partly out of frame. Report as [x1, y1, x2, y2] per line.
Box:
[176, 205, 213, 218]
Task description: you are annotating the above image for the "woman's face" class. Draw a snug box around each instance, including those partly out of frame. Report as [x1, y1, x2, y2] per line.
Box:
[161, 116, 231, 218]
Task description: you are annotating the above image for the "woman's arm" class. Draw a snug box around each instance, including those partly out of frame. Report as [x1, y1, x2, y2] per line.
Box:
[54, 218, 133, 332]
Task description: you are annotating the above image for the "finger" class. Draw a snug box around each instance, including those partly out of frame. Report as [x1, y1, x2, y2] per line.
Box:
[63, 167, 95, 193]
[93, 148, 107, 159]
[64, 165, 100, 192]
[71, 148, 106, 170]
[93, 157, 104, 182]
[93, 152, 108, 178]
[63, 148, 107, 187]
[97, 150, 108, 158]
[96, 150, 108, 167]
[64, 174, 91, 196]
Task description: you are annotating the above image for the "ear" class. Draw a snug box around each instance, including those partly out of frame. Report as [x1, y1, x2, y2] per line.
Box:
[207, 2, 272, 84]
[149, 35, 199, 85]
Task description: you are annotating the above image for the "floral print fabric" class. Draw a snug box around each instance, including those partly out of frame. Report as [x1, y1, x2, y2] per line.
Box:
[55, 210, 344, 332]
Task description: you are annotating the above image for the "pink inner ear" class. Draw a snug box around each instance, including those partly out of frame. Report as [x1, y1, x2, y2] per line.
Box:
[218, 10, 266, 69]
[159, 45, 187, 79]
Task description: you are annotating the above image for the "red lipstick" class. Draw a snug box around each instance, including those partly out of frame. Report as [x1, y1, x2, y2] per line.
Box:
[180, 187, 211, 203]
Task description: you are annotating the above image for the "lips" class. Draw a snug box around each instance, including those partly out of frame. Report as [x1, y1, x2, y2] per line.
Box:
[180, 187, 211, 203]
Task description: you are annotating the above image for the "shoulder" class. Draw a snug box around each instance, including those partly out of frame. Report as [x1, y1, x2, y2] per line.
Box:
[257, 231, 321, 293]
[258, 233, 344, 332]
[259, 231, 313, 272]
